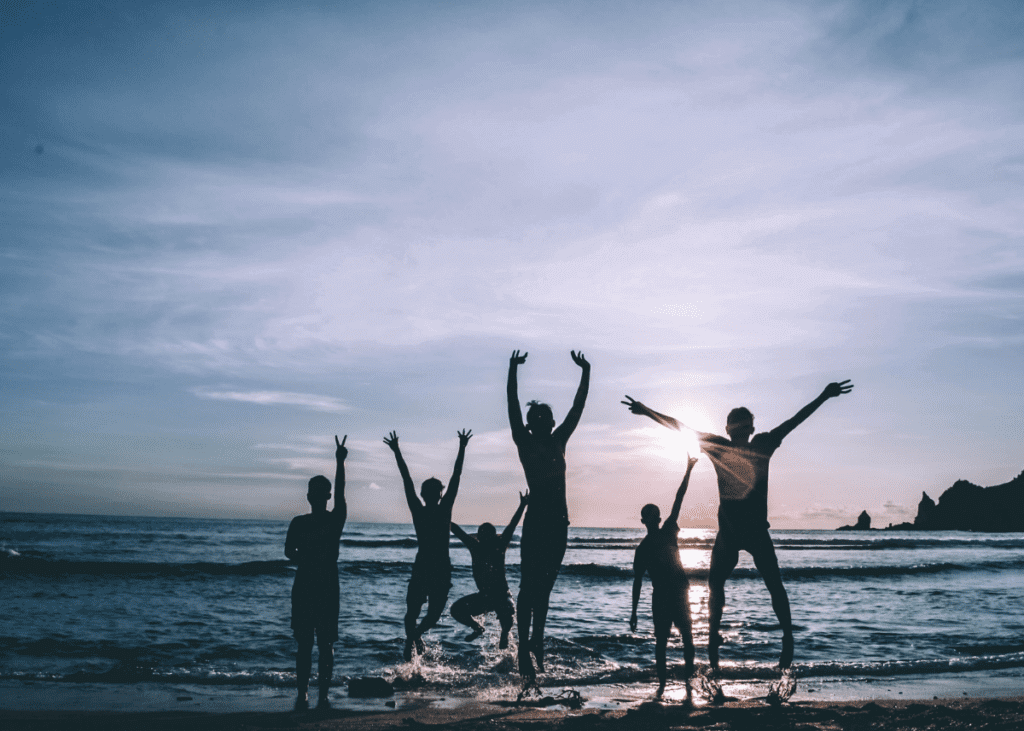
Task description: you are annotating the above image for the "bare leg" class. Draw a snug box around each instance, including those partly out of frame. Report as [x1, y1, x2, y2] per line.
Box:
[707, 536, 738, 670]
[751, 541, 794, 668]
[655, 633, 668, 692]
[499, 603, 514, 649]
[404, 597, 424, 661]
[316, 641, 333, 708]
[296, 639, 313, 706]
[451, 594, 486, 640]
[516, 584, 535, 678]
[412, 587, 449, 646]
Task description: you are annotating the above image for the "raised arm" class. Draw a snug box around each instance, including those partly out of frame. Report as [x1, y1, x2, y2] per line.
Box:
[621, 396, 686, 431]
[332, 435, 348, 527]
[770, 380, 854, 442]
[383, 431, 419, 515]
[441, 429, 472, 508]
[450, 521, 473, 547]
[554, 350, 591, 441]
[630, 549, 647, 632]
[666, 455, 699, 526]
[507, 350, 528, 442]
[500, 491, 529, 547]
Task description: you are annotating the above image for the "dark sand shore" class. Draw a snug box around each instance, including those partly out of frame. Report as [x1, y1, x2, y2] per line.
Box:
[4, 697, 1024, 731]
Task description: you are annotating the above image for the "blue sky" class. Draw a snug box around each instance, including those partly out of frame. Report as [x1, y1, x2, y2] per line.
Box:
[3, 0, 1023, 527]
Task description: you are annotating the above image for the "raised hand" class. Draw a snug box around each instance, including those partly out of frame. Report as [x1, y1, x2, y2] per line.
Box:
[510, 349, 528, 366]
[822, 380, 854, 399]
[687, 454, 699, 470]
[335, 434, 348, 462]
[621, 395, 648, 415]
[520, 490, 529, 507]
[570, 350, 590, 369]
[457, 429, 473, 446]
[383, 431, 400, 452]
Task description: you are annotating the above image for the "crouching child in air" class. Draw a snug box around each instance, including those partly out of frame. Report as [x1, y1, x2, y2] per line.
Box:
[450, 491, 529, 649]
[631, 455, 699, 695]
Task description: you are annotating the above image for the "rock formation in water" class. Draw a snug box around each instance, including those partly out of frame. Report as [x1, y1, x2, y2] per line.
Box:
[837, 510, 872, 531]
[888, 470, 1024, 532]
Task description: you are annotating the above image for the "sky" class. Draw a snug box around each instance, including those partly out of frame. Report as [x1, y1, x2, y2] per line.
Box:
[2, 0, 1023, 528]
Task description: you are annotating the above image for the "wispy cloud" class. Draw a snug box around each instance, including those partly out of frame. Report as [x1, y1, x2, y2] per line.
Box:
[192, 388, 349, 413]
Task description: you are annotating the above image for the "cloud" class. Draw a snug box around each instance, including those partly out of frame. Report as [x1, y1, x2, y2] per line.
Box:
[191, 388, 349, 412]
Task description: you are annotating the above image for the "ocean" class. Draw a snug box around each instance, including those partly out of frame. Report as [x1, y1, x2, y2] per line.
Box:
[3, 512, 1024, 710]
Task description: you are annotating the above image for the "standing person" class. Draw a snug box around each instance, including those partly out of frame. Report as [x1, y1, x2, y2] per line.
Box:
[384, 429, 472, 661]
[284, 435, 348, 710]
[631, 456, 699, 695]
[623, 380, 853, 669]
[450, 491, 529, 649]
[507, 349, 590, 678]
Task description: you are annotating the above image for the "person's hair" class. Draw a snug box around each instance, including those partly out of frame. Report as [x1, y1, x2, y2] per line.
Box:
[307, 475, 331, 494]
[640, 503, 660, 524]
[477, 523, 497, 540]
[421, 477, 444, 495]
[726, 406, 754, 434]
[526, 401, 554, 428]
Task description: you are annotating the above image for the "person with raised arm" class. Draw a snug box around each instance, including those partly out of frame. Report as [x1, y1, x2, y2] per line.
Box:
[384, 428, 472, 661]
[450, 491, 529, 649]
[622, 380, 853, 670]
[284, 435, 348, 710]
[631, 455, 699, 696]
[507, 349, 590, 679]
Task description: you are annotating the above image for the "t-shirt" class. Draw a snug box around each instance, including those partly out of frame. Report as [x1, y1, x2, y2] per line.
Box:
[634, 518, 687, 590]
[699, 430, 784, 522]
[466, 540, 511, 597]
[285, 511, 345, 595]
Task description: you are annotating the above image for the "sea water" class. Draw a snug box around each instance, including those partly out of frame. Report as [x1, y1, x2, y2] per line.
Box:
[2, 512, 1024, 709]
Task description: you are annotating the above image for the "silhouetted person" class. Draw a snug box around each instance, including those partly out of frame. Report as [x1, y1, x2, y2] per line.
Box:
[507, 349, 590, 678]
[623, 380, 853, 670]
[631, 455, 698, 695]
[284, 435, 347, 710]
[450, 491, 529, 648]
[384, 429, 471, 661]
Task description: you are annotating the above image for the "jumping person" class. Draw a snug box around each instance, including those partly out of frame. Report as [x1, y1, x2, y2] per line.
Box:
[623, 380, 853, 669]
[450, 491, 529, 648]
[384, 429, 471, 661]
[284, 435, 348, 710]
[507, 349, 590, 678]
[631, 455, 699, 694]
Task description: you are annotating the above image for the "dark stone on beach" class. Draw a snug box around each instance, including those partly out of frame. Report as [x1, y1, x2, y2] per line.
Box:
[348, 676, 394, 697]
[837, 510, 872, 530]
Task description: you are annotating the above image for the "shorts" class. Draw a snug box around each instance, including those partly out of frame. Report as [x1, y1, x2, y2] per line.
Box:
[407, 560, 452, 606]
[291, 580, 340, 645]
[651, 580, 692, 640]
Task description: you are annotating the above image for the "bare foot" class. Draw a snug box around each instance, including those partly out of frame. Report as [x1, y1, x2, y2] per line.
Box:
[499, 631, 510, 650]
[403, 638, 414, 661]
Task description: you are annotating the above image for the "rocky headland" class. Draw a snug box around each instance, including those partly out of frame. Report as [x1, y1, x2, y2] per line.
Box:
[854, 469, 1024, 532]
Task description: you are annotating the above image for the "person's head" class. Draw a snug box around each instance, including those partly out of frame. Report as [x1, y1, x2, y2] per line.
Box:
[526, 401, 555, 436]
[476, 522, 497, 546]
[307, 475, 331, 511]
[640, 503, 661, 529]
[420, 477, 444, 506]
[726, 406, 755, 442]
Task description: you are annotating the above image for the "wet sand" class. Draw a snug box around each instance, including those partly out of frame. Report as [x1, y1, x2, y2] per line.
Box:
[4, 696, 1024, 731]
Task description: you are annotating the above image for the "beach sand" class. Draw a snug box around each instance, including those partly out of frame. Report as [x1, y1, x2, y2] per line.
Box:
[4, 695, 1024, 731]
